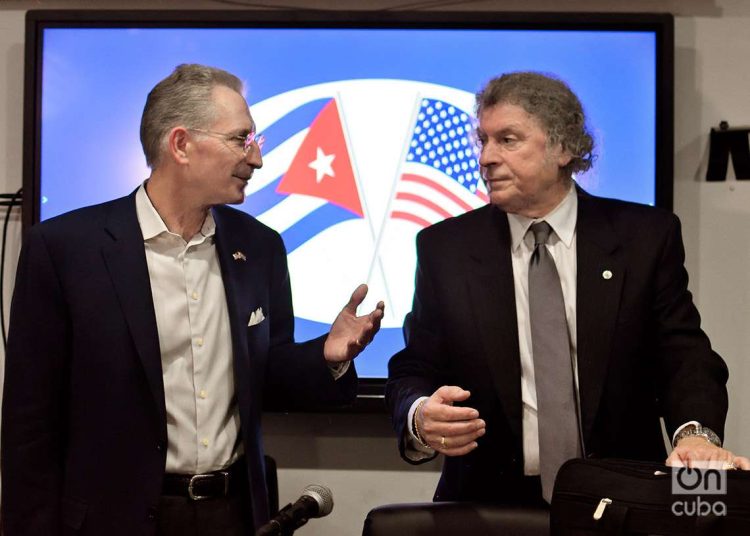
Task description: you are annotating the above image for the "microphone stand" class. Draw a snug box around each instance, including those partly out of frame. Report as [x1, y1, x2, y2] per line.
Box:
[256, 502, 309, 536]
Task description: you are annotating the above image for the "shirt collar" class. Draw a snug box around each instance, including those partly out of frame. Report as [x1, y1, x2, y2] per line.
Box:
[135, 182, 216, 242]
[507, 183, 578, 252]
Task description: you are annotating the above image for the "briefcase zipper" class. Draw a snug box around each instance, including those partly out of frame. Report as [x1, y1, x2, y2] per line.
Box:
[592, 498, 612, 520]
[561, 491, 750, 520]
[558, 492, 673, 517]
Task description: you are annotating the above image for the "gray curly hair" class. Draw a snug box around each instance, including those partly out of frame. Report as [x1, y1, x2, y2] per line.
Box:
[140, 64, 244, 169]
[476, 72, 595, 176]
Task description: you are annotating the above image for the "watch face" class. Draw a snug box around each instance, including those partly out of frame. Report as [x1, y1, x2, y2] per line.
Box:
[702, 427, 721, 447]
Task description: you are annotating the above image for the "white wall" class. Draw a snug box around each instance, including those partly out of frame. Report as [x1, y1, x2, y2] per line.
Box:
[1, 1, 749, 534]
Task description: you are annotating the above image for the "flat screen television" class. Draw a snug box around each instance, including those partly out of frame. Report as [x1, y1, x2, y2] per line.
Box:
[23, 10, 674, 407]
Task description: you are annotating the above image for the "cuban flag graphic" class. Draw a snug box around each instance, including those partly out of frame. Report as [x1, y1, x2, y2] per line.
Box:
[240, 97, 363, 254]
[243, 80, 485, 377]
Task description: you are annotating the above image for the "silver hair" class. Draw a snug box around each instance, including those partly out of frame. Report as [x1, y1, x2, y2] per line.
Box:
[476, 72, 595, 176]
[140, 64, 244, 168]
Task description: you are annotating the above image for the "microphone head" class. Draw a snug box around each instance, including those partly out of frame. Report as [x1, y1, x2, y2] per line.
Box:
[302, 484, 333, 517]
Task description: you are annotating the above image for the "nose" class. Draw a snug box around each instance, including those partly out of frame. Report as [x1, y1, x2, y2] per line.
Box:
[245, 143, 263, 169]
[478, 141, 500, 169]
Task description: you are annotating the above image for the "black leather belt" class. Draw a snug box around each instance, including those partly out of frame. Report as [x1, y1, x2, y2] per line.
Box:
[162, 458, 246, 501]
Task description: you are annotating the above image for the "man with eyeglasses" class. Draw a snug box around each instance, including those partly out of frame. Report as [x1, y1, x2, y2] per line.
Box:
[1, 64, 384, 536]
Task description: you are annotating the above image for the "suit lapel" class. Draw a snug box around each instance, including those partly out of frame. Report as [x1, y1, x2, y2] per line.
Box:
[576, 194, 625, 445]
[212, 208, 272, 524]
[211, 208, 257, 413]
[465, 207, 523, 441]
[101, 194, 166, 427]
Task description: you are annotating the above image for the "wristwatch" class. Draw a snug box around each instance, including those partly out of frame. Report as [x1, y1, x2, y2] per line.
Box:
[672, 423, 721, 448]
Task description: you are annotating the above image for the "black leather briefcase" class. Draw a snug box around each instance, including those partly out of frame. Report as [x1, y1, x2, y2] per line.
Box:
[550, 458, 750, 535]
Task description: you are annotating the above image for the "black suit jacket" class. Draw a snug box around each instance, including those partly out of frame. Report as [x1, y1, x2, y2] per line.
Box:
[386, 192, 728, 503]
[1, 192, 356, 535]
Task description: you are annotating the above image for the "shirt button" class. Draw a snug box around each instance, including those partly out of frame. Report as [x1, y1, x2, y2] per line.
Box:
[196, 337, 204, 347]
[202, 438, 209, 447]
[199, 389, 207, 399]
[191, 291, 199, 300]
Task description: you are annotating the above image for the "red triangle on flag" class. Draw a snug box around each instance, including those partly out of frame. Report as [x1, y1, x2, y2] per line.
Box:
[277, 99, 363, 217]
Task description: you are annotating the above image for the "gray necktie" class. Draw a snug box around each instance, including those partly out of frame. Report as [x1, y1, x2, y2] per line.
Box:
[528, 221, 581, 503]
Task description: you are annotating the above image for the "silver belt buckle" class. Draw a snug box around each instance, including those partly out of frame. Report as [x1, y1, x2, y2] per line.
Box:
[188, 471, 229, 501]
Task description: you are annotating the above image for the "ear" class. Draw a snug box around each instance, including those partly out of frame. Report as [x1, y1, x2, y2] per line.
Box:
[556, 146, 573, 168]
[166, 127, 191, 165]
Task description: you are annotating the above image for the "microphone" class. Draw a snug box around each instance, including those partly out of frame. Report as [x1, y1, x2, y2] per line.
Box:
[256, 484, 333, 536]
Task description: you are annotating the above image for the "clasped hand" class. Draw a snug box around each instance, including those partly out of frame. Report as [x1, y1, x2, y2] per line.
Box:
[416, 386, 486, 456]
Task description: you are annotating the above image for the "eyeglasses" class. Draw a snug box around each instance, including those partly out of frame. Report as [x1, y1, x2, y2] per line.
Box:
[188, 127, 265, 155]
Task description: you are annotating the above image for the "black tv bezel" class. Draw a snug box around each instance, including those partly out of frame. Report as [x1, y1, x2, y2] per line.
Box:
[23, 9, 674, 411]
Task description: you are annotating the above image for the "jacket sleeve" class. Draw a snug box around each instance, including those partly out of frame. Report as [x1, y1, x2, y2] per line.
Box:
[2, 227, 69, 535]
[386, 230, 447, 463]
[262, 233, 357, 409]
[653, 215, 728, 439]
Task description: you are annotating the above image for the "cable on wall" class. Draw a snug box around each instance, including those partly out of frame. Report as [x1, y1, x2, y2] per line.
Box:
[1, 189, 23, 351]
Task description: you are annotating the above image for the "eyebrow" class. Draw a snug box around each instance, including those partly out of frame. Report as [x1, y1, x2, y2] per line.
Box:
[491, 125, 526, 137]
[478, 121, 525, 134]
[233, 123, 256, 137]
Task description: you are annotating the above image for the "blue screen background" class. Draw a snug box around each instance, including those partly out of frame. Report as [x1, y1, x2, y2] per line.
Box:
[39, 27, 657, 378]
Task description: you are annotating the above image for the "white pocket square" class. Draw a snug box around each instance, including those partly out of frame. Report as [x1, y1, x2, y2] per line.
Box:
[248, 307, 266, 327]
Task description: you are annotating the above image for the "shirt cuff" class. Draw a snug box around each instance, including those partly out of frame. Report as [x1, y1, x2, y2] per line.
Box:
[403, 396, 435, 461]
[327, 360, 350, 380]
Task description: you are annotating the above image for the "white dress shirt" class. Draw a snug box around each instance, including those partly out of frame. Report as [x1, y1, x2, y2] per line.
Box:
[136, 185, 240, 474]
[136, 184, 349, 474]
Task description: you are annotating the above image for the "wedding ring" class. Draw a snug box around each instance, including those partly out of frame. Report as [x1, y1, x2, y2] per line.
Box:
[440, 436, 447, 448]
[722, 461, 737, 470]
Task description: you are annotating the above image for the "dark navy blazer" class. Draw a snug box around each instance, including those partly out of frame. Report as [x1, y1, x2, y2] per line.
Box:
[1, 191, 356, 535]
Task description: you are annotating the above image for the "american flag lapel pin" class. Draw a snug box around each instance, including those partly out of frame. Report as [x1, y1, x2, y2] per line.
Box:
[232, 251, 247, 262]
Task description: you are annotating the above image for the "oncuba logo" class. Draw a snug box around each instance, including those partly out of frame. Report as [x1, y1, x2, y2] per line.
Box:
[241, 80, 488, 372]
[671, 465, 727, 517]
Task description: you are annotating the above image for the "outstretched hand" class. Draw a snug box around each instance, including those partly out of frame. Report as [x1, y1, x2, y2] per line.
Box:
[323, 284, 385, 363]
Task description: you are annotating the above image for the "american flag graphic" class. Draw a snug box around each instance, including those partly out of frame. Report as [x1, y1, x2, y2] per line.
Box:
[390, 98, 488, 228]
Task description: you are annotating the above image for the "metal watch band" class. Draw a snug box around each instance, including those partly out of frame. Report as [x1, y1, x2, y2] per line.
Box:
[673, 424, 722, 448]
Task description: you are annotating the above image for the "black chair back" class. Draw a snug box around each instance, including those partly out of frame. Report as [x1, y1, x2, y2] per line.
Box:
[363, 502, 549, 535]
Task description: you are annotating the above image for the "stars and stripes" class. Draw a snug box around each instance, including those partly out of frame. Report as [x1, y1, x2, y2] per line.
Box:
[390, 98, 488, 228]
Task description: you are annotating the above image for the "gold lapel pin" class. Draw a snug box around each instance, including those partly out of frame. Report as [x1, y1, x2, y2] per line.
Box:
[602, 270, 613, 280]
[233, 251, 247, 262]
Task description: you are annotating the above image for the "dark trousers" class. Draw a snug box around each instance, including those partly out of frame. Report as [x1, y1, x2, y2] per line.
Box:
[156, 491, 253, 536]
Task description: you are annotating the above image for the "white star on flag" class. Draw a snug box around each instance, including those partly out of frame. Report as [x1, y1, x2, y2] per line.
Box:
[308, 147, 336, 183]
